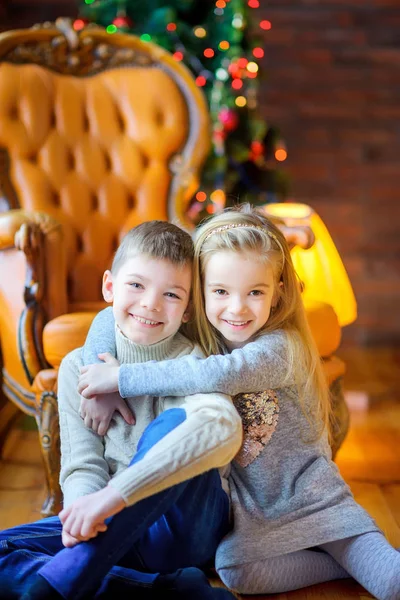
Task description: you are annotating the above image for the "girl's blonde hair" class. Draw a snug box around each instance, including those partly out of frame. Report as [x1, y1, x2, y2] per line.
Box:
[192, 204, 331, 439]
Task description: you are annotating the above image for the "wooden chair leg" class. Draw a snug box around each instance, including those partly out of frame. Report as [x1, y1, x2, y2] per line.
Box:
[36, 391, 62, 517]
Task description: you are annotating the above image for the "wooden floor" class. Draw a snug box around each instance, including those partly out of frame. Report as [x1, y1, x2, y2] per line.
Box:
[0, 347, 399, 599]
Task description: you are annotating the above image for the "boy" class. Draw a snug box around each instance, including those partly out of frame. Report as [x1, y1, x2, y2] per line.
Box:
[0, 221, 241, 600]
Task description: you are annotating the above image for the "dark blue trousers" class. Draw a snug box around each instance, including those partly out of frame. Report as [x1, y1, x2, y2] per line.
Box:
[0, 409, 230, 599]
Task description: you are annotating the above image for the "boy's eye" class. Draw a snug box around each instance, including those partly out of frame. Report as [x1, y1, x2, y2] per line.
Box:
[130, 282, 143, 289]
[214, 289, 227, 296]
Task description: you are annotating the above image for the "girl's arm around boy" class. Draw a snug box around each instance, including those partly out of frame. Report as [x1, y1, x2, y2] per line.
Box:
[57, 346, 242, 545]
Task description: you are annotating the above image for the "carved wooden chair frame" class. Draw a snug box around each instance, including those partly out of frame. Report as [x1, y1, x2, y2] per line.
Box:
[0, 17, 211, 515]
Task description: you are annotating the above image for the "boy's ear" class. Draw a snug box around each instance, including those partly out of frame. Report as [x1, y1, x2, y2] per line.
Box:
[181, 301, 193, 324]
[102, 270, 114, 303]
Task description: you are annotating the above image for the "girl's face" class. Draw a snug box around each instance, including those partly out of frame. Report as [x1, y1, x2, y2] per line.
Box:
[204, 250, 278, 350]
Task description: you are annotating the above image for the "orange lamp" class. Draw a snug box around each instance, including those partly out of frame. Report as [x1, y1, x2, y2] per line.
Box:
[263, 203, 357, 326]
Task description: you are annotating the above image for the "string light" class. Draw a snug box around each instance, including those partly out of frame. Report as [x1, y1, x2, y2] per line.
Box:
[237, 58, 248, 68]
[106, 24, 117, 34]
[235, 96, 247, 107]
[232, 79, 243, 90]
[247, 61, 259, 73]
[210, 189, 226, 205]
[216, 68, 229, 81]
[216, 0, 226, 7]
[219, 41, 230, 50]
[204, 48, 215, 58]
[215, 8, 224, 16]
[84, 0, 95, 4]
[166, 23, 177, 32]
[140, 33, 151, 42]
[253, 47, 264, 58]
[229, 67, 241, 79]
[173, 51, 184, 61]
[232, 14, 244, 29]
[248, 0, 259, 7]
[194, 27, 207, 38]
[260, 20, 272, 30]
[113, 15, 132, 28]
[196, 191, 207, 202]
[275, 149, 287, 161]
[73, 19, 86, 31]
[196, 75, 207, 87]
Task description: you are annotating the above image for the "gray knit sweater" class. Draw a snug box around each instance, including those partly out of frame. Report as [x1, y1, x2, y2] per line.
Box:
[83, 308, 379, 568]
[59, 325, 242, 509]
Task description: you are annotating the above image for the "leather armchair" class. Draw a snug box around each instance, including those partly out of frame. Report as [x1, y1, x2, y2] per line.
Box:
[0, 19, 347, 517]
[0, 18, 210, 515]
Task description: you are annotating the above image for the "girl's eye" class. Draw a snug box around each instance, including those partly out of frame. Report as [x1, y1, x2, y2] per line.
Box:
[130, 282, 143, 289]
[250, 290, 263, 296]
[214, 289, 227, 296]
[165, 292, 181, 300]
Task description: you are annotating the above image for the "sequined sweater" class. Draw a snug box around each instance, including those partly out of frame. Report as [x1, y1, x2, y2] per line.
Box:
[83, 308, 379, 567]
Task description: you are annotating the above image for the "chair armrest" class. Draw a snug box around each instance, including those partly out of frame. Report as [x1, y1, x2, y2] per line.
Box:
[0, 210, 68, 389]
[278, 224, 315, 250]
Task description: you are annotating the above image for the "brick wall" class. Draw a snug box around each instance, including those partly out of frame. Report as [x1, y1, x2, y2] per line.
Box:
[257, 2, 400, 345]
[2, 1, 399, 344]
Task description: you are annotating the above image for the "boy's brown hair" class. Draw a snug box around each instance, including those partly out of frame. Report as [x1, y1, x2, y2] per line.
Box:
[111, 221, 194, 273]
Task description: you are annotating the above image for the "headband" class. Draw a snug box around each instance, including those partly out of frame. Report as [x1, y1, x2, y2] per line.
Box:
[203, 222, 285, 267]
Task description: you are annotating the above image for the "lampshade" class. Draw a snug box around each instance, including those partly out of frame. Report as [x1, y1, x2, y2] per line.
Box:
[263, 203, 357, 326]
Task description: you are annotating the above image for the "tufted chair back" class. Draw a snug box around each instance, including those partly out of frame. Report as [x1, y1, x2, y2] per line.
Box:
[0, 20, 209, 306]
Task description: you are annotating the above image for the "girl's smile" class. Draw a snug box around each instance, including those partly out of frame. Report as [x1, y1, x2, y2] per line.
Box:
[223, 319, 252, 330]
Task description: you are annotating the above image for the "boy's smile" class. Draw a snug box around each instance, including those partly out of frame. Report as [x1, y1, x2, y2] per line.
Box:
[102, 255, 191, 345]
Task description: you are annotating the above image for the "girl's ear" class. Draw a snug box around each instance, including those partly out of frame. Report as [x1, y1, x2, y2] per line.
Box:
[182, 301, 193, 324]
[102, 270, 114, 303]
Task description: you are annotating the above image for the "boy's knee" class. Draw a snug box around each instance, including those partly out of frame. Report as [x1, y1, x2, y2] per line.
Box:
[132, 408, 187, 464]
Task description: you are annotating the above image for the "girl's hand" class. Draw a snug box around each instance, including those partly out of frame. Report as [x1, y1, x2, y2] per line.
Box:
[59, 486, 126, 548]
[79, 392, 135, 436]
[78, 353, 120, 397]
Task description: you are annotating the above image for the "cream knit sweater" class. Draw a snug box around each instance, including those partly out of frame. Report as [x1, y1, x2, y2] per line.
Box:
[58, 328, 242, 508]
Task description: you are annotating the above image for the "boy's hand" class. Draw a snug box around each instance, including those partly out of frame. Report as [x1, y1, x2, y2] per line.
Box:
[61, 523, 107, 548]
[79, 392, 135, 435]
[59, 485, 126, 548]
[78, 353, 120, 397]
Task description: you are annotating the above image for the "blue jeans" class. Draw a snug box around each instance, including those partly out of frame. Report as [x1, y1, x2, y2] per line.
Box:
[0, 408, 230, 599]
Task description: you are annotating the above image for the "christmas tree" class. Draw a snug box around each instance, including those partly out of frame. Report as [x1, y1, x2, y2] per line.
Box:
[76, 0, 289, 224]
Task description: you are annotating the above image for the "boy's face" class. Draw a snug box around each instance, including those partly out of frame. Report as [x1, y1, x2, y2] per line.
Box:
[103, 255, 192, 345]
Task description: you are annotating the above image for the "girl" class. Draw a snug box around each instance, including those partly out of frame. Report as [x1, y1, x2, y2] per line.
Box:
[79, 205, 400, 600]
